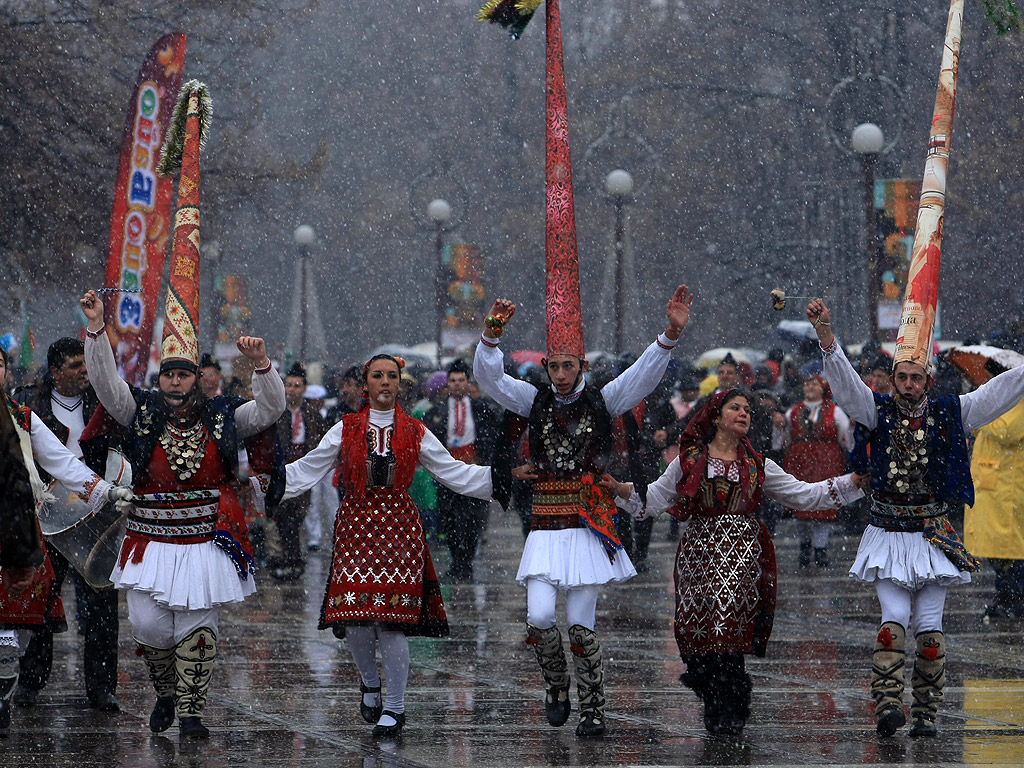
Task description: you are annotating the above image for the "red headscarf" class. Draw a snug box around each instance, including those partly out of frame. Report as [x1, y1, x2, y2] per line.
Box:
[676, 389, 763, 502]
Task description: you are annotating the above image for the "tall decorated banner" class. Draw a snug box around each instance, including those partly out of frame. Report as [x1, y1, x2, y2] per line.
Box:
[894, 1, 963, 369]
[102, 33, 186, 385]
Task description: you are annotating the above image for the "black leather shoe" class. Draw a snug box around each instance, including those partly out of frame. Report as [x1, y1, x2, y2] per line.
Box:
[13, 687, 37, 708]
[372, 710, 406, 738]
[179, 716, 210, 739]
[909, 715, 937, 738]
[88, 691, 120, 712]
[575, 710, 606, 738]
[0, 697, 11, 738]
[544, 685, 571, 727]
[876, 706, 906, 737]
[798, 541, 812, 568]
[149, 696, 176, 733]
[359, 682, 383, 724]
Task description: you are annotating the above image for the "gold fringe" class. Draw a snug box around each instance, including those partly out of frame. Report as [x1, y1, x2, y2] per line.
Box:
[156, 80, 213, 177]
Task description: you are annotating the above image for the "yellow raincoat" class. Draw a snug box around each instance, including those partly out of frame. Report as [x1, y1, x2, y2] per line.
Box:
[965, 399, 1024, 559]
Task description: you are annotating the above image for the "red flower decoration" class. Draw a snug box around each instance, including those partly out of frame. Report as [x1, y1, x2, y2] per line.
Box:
[877, 627, 894, 650]
[921, 645, 939, 661]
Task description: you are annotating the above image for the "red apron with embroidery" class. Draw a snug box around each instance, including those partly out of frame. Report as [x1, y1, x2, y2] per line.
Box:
[783, 401, 846, 522]
[319, 407, 448, 636]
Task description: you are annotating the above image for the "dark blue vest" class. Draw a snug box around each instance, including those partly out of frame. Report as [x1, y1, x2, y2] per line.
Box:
[850, 392, 973, 505]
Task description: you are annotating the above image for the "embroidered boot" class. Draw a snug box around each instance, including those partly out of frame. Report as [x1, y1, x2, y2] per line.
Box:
[569, 624, 606, 738]
[909, 631, 944, 738]
[174, 627, 217, 739]
[525, 624, 571, 727]
[138, 643, 177, 733]
[871, 622, 906, 737]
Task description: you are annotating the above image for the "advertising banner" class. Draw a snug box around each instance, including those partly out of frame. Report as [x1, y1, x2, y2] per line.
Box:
[102, 33, 186, 385]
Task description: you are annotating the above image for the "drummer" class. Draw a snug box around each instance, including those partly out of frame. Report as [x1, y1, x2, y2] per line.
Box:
[12, 338, 121, 712]
[0, 344, 131, 738]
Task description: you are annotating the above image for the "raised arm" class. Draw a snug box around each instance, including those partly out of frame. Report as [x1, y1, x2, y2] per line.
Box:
[807, 299, 877, 427]
[960, 364, 1024, 433]
[601, 285, 691, 416]
[473, 298, 538, 417]
[81, 290, 138, 426]
[231, 336, 286, 438]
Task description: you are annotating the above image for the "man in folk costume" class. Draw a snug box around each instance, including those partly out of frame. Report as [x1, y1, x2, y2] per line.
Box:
[79, 81, 286, 739]
[0, 346, 132, 737]
[13, 338, 121, 711]
[808, 1, 1024, 738]
[806, 297, 1024, 738]
[477, 0, 693, 737]
[423, 358, 501, 582]
[269, 362, 327, 581]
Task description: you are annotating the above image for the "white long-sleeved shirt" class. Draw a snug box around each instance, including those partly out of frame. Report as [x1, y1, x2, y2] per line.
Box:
[473, 333, 678, 418]
[281, 408, 492, 501]
[29, 411, 111, 511]
[821, 339, 1024, 434]
[85, 334, 285, 439]
[618, 457, 862, 520]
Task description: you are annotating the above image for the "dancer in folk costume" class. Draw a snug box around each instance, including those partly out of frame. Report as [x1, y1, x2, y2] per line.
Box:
[477, 0, 692, 737]
[811, 297, 1024, 738]
[601, 389, 864, 735]
[253, 354, 508, 738]
[0, 346, 132, 737]
[811, 1, 1024, 739]
[774, 373, 853, 567]
[80, 82, 286, 739]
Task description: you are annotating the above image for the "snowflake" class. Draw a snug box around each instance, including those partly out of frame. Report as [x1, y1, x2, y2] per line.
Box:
[343, 592, 356, 605]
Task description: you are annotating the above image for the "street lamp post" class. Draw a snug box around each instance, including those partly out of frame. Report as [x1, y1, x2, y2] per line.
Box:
[605, 169, 633, 356]
[427, 199, 452, 368]
[293, 224, 315, 363]
[852, 123, 885, 342]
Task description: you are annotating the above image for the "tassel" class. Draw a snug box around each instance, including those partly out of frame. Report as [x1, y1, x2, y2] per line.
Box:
[157, 80, 213, 176]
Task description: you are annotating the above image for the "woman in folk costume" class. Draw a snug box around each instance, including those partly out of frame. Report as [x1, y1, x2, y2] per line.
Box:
[477, 0, 691, 738]
[774, 373, 853, 567]
[601, 389, 865, 736]
[255, 354, 507, 739]
[80, 82, 286, 740]
[0, 346, 132, 737]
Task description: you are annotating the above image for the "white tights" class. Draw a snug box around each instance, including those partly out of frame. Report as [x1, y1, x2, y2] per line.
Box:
[526, 578, 599, 630]
[874, 579, 947, 634]
[126, 591, 219, 648]
[345, 624, 410, 719]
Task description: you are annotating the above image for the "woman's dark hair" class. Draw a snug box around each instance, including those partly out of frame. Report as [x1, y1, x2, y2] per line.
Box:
[362, 354, 404, 383]
[719, 388, 753, 411]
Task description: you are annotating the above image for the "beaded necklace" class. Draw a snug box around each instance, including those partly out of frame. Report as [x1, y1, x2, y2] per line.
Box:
[540, 403, 594, 473]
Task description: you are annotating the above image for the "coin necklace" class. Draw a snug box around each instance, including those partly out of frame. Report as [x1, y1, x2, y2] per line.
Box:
[160, 420, 208, 482]
[885, 413, 933, 492]
[541, 406, 594, 473]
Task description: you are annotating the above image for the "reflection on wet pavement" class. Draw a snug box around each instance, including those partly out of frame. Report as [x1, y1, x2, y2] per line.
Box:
[3, 514, 1024, 766]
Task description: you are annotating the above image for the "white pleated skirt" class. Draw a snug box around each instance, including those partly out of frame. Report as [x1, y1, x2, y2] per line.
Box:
[848, 524, 972, 592]
[112, 540, 256, 611]
[516, 528, 636, 588]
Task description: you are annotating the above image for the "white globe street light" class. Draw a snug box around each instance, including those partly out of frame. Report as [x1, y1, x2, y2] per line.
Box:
[293, 224, 316, 246]
[605, 169, 634, 198]
[852, 123, 885, 341]
[427, 198, 452, 224]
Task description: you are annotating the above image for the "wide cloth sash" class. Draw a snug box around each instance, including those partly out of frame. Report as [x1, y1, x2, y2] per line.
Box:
[531, 478, 585, 531]
[128, 489, 220, 543]
[868, 493, 980, 573]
